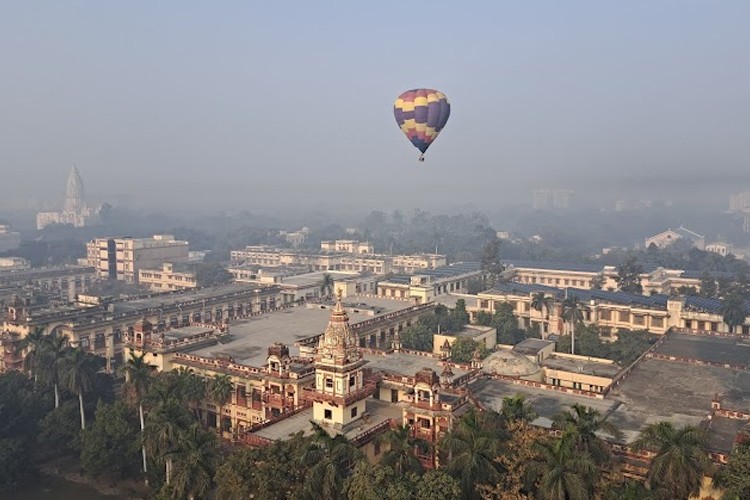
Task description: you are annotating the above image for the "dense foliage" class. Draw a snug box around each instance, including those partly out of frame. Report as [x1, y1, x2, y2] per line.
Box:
[555, 325, 656, 365]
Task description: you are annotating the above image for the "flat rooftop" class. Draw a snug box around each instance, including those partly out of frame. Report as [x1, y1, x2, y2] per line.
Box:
[470, 378, 616, 431]
[541, 355, 621, 379]
[513, 338, 555, 356]
[707, 416, 747, 454]
[162, 325, 214, 342]
[607, 358, 750, 443]
[112, 283, 263, 313]
[655, 333, 750, 368]
[363, 352, 468, 382]
[253, 398, 403, 441]
[188, 296, 414, 368]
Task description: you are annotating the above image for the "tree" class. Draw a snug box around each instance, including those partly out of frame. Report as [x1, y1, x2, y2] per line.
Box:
[632, 422, 710, 499]
[401, 323, 433, 352]
[415, 470, 462, 500]
[145, 397, 194, 486]
[501, 394, 537, 424]
[39, 333, 69, 409]
[451, 338, 489, 364]
[377, 424, 430, 475]
[481, 238, 504, 288]
[616, 256, 643, 294]
[166, 423, 218, 500]
[440, 408, 506, 499]
[552, 404, 621, 467]
[590, 273, 605, 290]
[492, 303, 525, 345]
[299, 422, 363, 499]
[195, 262, 233, 288]
[61, 347, 99, 430]
[38, 401, 82, 459]
[531, 292, 554, 337]
[475, 311, 493, 326]
[174, 367, 206, 420]
[123, 352, 155, 482]
[561, 296, 584, 355]
[344, 463, 414, 500]
[713, 442, 750, 499]
[81, 401, 141, 478]
[208, 374, 233, 433]
[0, 372, 50, 492]
[721, 290, 748, 333]
[528, 437, 597, 500]
[699, 273, 718, 298]
[17, 327, 46, 384]
[451, 299, 470, 329]
[319, 272, 335, 299]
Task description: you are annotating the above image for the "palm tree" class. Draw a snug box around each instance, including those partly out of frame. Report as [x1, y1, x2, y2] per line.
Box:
[208, 374, 233, 434]
[561, 296, 584, 355]
[440, 408, 506, 499]
[632, 422, 710, 499]
[61, 347, 98, 430]
[501, 394, 537, 424]
[721, 291, 747, 333]
[174, 367, 206, 421]
[531, 292, 554, 337]
[319, 273, 335, 300]
[123, 352, 155, 483]
[529, 437, 597, 500]
[168, 423, 218, 500]
[145, 397, 193, 486]
[552, 403, 621, 466]
[300, 422, 362, 499]
[376, 424, 430, 475]
[39, 333, 69, 409]
[17, 327, 46, 384]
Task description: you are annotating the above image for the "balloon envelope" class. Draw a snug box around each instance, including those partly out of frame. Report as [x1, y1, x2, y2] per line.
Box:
[393, 89, 450, 156]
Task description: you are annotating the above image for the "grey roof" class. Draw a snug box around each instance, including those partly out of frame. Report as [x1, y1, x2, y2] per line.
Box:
[512, 338, 555, 356]
[383, 262, 481, 285]
[502, 260, 604, 274]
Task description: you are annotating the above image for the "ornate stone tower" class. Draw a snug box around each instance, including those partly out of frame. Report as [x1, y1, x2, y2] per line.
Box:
[311, 290, 369, 430]
[63, 164, 85, 213]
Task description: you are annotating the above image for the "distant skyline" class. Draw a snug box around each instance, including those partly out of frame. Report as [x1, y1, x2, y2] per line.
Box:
[1, 2, 749, 211]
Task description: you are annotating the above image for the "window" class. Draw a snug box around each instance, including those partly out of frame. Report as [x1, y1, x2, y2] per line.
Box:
[551, 378, 560, 386]
[619, 311, 629, 322]
[325, 377, 333, 389]
[351, 407, 358, 418]
[573, 382, 582, 390]
[349, 375, 356, 387]
[324, 409, 332, 420]
[652, 317, 663, 328]
[633, 315, 645, 326]
[418, 418, 431, 429]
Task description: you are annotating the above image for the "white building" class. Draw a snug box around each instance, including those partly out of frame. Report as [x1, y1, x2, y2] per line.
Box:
[644, 226, 705, 250]
[36, 165, 100, 230]
[87, 234, 189, 282]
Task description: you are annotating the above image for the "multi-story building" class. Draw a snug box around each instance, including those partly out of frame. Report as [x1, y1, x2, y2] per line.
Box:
[231, 268, 377, 302]
[87, 234, 189, 282]
[705, 242, 733, 257]
[138, 262, 198, 291]
[644, 226, 705, 250]
[230, 245, 446, 275]
[0, 265, 96, 305]
[532, 189, 574, 210]
[0, 257, 29, 271]
[36, 165, 100, 230]
[377, 262, 486, 303]
[729, 192, 750, 213]
[0, 224, 21, 253]
[504, 259, 727, 296]
[2, 283, 283, 373]
[320, 239, 374, 254]
[471, 282, 750, 337]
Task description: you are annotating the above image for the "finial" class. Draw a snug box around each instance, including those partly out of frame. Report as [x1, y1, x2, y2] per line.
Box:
[336, 288, 343, 302]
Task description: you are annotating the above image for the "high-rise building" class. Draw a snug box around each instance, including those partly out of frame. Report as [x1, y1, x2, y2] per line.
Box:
[729, 192, 750, 213]
[532, 189, 574, 210]
[36, 165, 100, 230]
[86, 234, 189, 282]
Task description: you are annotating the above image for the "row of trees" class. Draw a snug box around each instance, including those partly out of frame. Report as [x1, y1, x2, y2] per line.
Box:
[401, 302, 471, 352]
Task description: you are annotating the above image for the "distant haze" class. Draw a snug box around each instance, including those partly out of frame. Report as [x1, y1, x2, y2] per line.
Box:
[1, 2, 749, 212]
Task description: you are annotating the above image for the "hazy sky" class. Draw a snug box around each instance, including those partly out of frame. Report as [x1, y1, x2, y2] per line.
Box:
[1, 2, 749, 212]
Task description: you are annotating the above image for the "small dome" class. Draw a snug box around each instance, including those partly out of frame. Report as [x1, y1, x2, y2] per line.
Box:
[482, 350, 542, 378]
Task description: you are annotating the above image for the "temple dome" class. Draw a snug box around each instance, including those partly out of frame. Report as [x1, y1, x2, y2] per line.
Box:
[482, 349, 542, 378]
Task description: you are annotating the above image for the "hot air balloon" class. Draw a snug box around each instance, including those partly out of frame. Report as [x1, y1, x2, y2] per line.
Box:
[393, 88, 450, 161]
